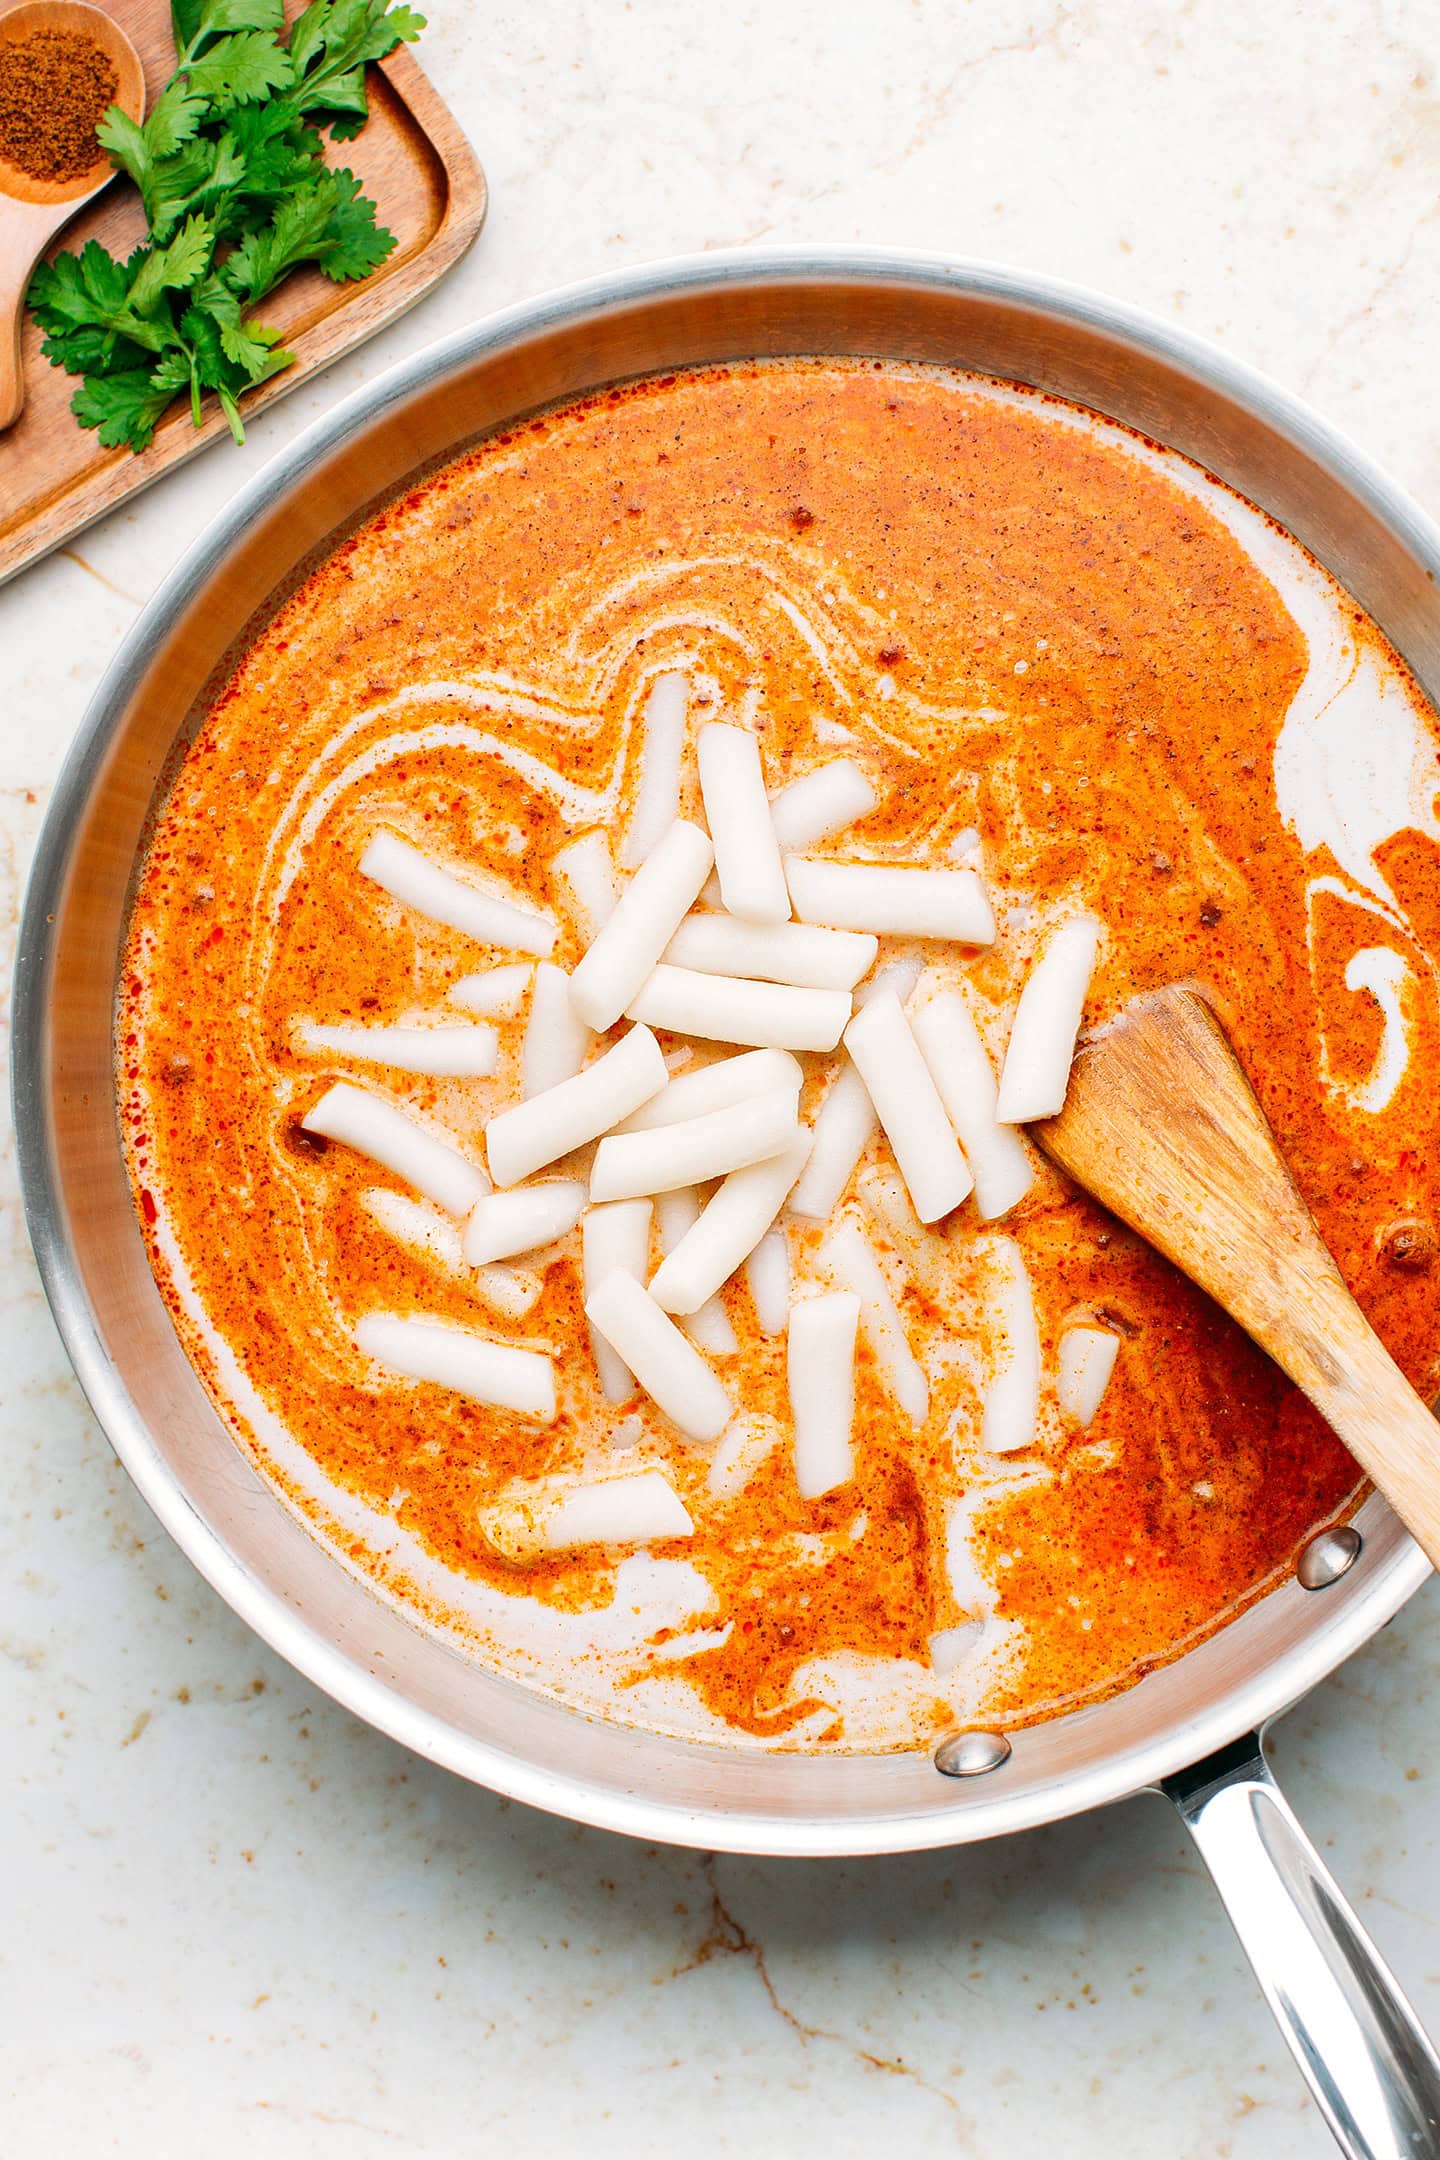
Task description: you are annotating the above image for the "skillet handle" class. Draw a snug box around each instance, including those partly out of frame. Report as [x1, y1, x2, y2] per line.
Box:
[1165, 1733, 1440, 2159]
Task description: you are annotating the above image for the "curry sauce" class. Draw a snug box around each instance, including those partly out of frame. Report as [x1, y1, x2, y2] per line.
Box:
[118, 360, 1440, 1749]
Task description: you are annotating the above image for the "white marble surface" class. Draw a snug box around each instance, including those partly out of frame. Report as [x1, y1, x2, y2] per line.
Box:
[4, 1, 1440, 2151]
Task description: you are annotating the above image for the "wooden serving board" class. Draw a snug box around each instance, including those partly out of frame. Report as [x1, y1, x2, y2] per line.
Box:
[0, 0, 486, 585]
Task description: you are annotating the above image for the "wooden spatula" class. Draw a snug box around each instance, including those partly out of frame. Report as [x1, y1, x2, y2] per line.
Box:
[1031, 983, 1440, 1572]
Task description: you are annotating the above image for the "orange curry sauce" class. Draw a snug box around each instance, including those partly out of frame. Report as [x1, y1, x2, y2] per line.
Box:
[118, 360, 1440, 1748]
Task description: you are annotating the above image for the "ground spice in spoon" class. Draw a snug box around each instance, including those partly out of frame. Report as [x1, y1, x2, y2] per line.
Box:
[0, 28, 118, 184]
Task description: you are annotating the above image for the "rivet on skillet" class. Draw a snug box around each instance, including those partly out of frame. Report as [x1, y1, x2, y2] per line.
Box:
[934, 1729, 1012, 1778]
[1296, 1524, 1363, 1590]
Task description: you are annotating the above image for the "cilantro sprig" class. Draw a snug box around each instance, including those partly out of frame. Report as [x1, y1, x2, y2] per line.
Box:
[28, 0, 425, 452]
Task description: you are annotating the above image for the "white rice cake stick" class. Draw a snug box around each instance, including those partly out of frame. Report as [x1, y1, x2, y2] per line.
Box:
[843, 991, 972, 1224]
[995, 915, 1102, 1124]
[769, 759, 879, 850]
[676, 1299, 740, 1359]
[697, 722, 791, 923]
[622, 672, 689, 869]
[585, 1272, 732, 1443]
[911, 990, 1035, 1220]
[581, 1198, 653, 1401]
[449, 964, 533, 1019]
[663, 913, 877, 991]
[294, 1020, 499, 1079]
[570, 818, 714, 1031]
[356, 1311, 555, 1420]
[550, 830, 620, 942]
[982, 1235, 1041, 1453]
[591, 1086, 799, 1202]
[856, 1163, 945, 1293]
[485, 1025, 667, 1187]
[745, 1226, 790, 1334]
[303, 1081, 486, 1216]
[787, 858, 995, 945]
[469, 1268, 545, 1323]
[788, 1290, 860, 1498]
[654, 1185, 702, 1251]
[522, 963, 592, 1098]
[358, 1188, 542, 1320]
[360, 832, 556, 956]
[479, 1467, 693, 1561]
[1057, 1326, 1119, 1428]
[819, 1216, 929, 1425]
[649, 1130, 812, 1316]
[857, 1161, 920, 1245]
[656, 1188, 738, 1354]
[627, 965, 851, 1052]
[360, 1185, 467, 1272]
[857, 953, 923, 1007]
[462, 1180, 586, 1265]
[929, 1621, 985, 1674]
[706, 1417, 782, 1501]
[614, 1048, 802, 1133]
[787, 1062, 876, 1220]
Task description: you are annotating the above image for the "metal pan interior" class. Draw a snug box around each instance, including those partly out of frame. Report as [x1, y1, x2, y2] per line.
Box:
[14, 249, 1439, 1855]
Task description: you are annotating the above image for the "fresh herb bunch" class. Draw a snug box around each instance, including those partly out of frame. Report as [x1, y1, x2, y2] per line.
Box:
[28, 0, 425, 452]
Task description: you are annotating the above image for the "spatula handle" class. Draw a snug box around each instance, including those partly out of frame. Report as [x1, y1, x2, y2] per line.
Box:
[1279, 1281, 1440, 1575]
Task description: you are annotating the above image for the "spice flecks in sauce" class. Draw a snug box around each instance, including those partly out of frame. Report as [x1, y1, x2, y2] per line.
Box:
[119, 360, 1440, 1750]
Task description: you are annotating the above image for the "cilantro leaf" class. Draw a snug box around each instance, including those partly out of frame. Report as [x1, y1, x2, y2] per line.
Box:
[98, 84, 210, 226]
[93, 107, 149, 189]
[284, 0, 344, 77]
[184, 30, 293, 107]
[30, 244, 157, 378]
[186, 278, 292, 381]
[142, 77, 211, 159]
[302, 60, 369, 133]
[38, 323, 148, 377]
[126, 213, 216, 314]
[223, 99, 322, 196]
[29, 239, 129, 330]
[71, 356, 190, 451]
[143, 137, 220, 239]
[184, 129, 252, 218]
[218, 309, 290, 379]
[376, 5, 425, 49]
[316, 167, 396, 280]
[172, 0, 285, 58]
[289, 0, 425, 121]
[30, 241, 174, 365]
[222, 173, 343, 299]
[181, 297, 292, 441]
[177, 296, 227, 384]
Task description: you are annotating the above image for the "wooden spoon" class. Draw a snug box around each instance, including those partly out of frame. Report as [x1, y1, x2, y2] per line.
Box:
[1032, 983, 1440, 1572]
[0, 0, 146, 432]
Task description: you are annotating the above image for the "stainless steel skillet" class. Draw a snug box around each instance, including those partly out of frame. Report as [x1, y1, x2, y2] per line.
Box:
[12, 248, 1440, 2156]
